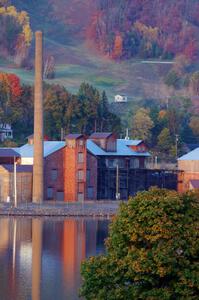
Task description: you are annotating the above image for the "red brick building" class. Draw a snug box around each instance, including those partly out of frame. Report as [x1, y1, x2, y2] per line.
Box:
[0, 132, 178, 203]
[64, 134, 87, 202]
[44, 147, 65, 201]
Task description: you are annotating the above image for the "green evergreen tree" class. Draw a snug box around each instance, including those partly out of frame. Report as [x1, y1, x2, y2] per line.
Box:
[157, 128, 173, 153]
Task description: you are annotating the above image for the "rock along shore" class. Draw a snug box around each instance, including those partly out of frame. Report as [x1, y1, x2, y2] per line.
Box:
[0, 201, 121, 217]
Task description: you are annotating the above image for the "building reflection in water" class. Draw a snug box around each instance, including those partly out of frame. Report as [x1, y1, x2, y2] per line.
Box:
[0, 217, 109, 300]
[62, 219, 86, 297]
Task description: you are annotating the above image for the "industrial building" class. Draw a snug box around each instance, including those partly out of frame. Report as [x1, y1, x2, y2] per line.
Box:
[0, 132, 177, 203]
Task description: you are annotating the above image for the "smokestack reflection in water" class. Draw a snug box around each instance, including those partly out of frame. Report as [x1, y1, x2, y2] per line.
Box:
[32, 219, 43, 300]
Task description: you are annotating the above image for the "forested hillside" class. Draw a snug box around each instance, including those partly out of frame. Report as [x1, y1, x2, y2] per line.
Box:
[1, 0, 199, 155]
[11, 0, 199, 61]
[89, 0, 199, 60]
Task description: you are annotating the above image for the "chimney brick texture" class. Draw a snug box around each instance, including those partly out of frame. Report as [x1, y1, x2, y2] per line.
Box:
[32, 31, 44, 203]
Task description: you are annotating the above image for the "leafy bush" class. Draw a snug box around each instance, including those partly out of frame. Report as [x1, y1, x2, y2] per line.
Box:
[81, 188, 199, 299]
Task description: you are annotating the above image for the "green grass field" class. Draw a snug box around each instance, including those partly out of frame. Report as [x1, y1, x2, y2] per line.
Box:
[0, 38, 173, 101]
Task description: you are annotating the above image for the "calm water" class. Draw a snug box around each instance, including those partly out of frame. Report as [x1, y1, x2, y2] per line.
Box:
[0, 217, 109, 300]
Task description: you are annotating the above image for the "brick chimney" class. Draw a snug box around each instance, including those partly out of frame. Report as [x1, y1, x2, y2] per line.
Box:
[32, 31, 44, 203]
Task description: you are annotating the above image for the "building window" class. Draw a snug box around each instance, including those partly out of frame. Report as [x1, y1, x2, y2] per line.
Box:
[51, 169, 58, 181]
[87, 187, 94, 199]
[67, 140, 75, 148]
[47, 187, 53, 200]
[130, 158, 140, 169]
[78, 152, 84, 163]
[118, 159, 125, 168]
[106, 159, 117, 168]
[78, 170, 84, 180]
[56, 191, 64, 201]
[78, 193, 84, 202]
[79, 139, 84, 146]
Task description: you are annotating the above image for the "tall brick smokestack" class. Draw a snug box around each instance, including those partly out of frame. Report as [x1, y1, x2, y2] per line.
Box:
[32, 31, 44, 203]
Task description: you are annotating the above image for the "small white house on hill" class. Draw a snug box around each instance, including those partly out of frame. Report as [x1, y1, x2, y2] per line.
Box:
[114, 95, 128, 103]
[0, 124, 13, 142]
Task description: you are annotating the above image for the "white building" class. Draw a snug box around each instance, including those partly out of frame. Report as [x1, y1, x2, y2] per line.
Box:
[114, 95, 128, 103]
[0, 124, 13, 142]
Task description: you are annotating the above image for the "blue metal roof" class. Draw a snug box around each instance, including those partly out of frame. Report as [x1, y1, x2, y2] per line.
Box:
[117, 139, 143, 146]
[16, 141, 66, 158]
[0, 148, 20, 157]
[14, 139, 150, 158]
[87, 140, 150, 157]
[178, 148, 199, 161]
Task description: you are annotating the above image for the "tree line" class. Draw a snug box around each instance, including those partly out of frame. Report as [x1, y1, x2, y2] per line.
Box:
[1, 71, 199, 160]
[128, 96, 198, 160]
[0, 73, 121, 143]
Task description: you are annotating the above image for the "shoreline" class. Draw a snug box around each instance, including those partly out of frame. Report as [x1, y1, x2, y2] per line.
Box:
[0, 202, 120, 217]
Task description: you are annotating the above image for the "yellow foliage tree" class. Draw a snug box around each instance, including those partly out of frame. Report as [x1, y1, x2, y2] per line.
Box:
[0, 5, 32, 46]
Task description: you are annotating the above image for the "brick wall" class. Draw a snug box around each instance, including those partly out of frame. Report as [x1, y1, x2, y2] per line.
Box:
[44, 147, 65, 201]
[64, 147, 77, 201]
[0, 166, 32, 203]
[64, 138, 87, 202]
[178, 171, 199, 193]
[178, 160, 199, 193]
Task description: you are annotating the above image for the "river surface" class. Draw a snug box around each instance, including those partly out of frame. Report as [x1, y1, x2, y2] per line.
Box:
[0, 217, 109, 300]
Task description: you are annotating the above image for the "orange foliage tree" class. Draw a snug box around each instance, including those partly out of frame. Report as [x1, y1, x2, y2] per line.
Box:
[113, 33, 123, 59]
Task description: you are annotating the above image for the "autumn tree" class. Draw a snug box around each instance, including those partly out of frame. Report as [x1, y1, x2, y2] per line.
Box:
[113, 33, 123, 59]
[132, 108, 154, 141]
[189, 116, 199, 140]
[81, 188, 199, 299]
[77, 82, 101, 133]
[44, 84, 76, 139]
[190, 72, 199, 96]
[0, 5, 32, 65]
[157, 128, 174, 154]
[0, 72, 22, 124]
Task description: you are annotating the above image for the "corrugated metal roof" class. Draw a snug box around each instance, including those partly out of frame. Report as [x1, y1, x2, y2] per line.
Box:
[87, 140, 150, 157]
[1, 164, 33, 173]
[13, 139, 149, 159]
[16, 141, 66, 158]
[0, 148, 20, 158]
[89, 132, 113, 139]
[66, 134, 84, 140]
[118, 139, 143, 146]
[178, 148, 199, 161]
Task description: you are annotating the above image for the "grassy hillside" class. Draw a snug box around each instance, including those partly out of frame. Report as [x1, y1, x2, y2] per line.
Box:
[0, 37, 174, 100]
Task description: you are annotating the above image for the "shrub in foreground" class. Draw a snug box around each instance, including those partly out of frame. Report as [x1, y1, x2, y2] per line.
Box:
[80, 188, 199, 299]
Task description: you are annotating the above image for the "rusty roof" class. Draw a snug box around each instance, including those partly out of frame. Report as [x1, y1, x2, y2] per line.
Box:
[66, 134, 84, 140]
[89, 132, 114, 139]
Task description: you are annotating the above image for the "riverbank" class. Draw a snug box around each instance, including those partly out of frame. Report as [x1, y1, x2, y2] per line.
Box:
[0, 201, 120, 217]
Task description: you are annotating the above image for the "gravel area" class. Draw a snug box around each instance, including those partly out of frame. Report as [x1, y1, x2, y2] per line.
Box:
[0, 201, 121, 217]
